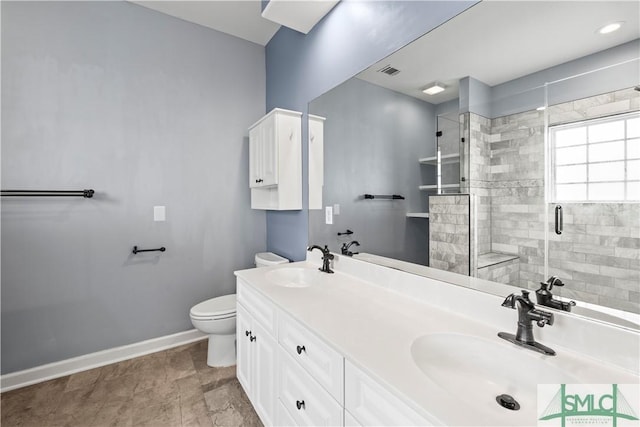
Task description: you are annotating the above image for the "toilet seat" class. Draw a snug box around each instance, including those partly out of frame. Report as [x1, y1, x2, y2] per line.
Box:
[190, 294, 236, 320]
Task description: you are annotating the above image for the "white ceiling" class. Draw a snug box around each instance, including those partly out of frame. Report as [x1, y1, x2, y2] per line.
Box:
[131, 0, 338, 46]
[262, 0, 339, 34]
[131, 1, 280, 46]
[357, 1, 640, 104]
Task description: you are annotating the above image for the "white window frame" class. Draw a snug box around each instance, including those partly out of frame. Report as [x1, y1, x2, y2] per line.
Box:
[549, 111, 640, 203]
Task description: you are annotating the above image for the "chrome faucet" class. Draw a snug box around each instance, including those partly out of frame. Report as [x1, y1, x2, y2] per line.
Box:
[341, 240, 360, 256]
[536, 276, 576, 312]
[308, 245, 334, 274]
[498, 290, 556, 356]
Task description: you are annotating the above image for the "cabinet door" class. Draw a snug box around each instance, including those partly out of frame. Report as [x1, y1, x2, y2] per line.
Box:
[260, 114, 278, 187]
[236, 304, 252, 395]
[249, 126, 262, 188]
[252, 320, 278, 426]
[345, 361, 431, 426]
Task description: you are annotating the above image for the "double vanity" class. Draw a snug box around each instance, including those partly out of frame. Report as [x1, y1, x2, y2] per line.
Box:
[235, 251, 639, 426]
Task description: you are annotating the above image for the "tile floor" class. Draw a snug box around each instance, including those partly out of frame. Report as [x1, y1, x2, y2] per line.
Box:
[0, 340, 262, 427]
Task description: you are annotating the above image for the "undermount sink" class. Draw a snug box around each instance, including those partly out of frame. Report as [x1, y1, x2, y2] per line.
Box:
[265, 267, 324, 288]
[410, 333, 578, 415]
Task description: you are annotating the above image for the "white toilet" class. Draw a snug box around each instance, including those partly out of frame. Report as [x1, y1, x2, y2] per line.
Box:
[190, 252, 288, 367]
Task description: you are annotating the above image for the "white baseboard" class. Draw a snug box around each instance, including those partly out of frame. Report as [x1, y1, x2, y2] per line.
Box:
[1, 329, 207, 393]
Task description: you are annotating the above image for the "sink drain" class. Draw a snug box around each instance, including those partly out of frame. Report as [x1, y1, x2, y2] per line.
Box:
[496, 394, 520, 410]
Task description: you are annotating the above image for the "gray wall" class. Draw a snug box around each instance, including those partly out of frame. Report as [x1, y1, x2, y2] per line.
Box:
[308, 78, 434, 265]
[465, 40, 640, 119]
[265, 0, 478, 262]
[1, 1, 266, 374]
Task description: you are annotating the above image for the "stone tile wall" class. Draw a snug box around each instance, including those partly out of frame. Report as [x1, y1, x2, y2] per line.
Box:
[477, 258, 519, 285]
[547, 203, 640, 313]
[429, 195, 470, 276]
[437, 88, 639, 312]
[488, 108, 546, 290]
[465, 113, 492, 256]
[487, 87, 639, 313]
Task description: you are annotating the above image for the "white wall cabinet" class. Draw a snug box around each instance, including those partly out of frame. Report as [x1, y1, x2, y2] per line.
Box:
[249, 108, 302, 210]
[308, 114, 325, 210]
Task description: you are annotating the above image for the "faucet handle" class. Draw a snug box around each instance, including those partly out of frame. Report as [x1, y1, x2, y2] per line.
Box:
[531, 309, 554, 327]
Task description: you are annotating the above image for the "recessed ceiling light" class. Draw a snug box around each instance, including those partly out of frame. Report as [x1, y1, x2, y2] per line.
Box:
[536, 106, 546, 111]
[423, 82, 446, 95]
[597, 22, 623, 34]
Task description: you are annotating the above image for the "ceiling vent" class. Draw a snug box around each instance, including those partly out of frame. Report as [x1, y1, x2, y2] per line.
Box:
[378, 65, 400, 76]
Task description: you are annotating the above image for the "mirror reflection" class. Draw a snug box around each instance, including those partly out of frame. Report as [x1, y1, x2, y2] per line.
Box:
[308, 1, 640, 329]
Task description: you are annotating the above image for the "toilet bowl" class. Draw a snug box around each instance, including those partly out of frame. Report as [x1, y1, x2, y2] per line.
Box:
[190, 294, 237, 367]
[190, 252, 288, 367]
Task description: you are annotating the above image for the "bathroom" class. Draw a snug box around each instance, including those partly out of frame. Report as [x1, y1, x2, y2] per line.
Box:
[1, 1, 639, 426]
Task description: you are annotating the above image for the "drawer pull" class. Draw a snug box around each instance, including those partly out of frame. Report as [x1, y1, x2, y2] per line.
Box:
[245, 330, 251, 337]
[296, 345, 306, 355]
[296, 400, 305, 410]
[250, 335, 256, 342]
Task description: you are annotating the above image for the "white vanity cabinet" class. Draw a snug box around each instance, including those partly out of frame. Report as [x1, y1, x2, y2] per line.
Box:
[276, 311, 344, 426]
[345, 361, 432, 426]
[278, 310, 343, 402]
[236, 278, 432, 427]
[248, 108, 302, 210]
[236, 283, 279, 426]
[278, 350, 343, 426]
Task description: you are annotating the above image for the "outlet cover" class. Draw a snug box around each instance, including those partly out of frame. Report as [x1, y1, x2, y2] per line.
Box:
[154, 206, 166, 222]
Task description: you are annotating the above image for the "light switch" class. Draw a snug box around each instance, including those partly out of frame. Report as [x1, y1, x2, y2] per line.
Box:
[333, 204, 340, 215]
[325, 206, 333, 225]
[154, 206, 166, 222]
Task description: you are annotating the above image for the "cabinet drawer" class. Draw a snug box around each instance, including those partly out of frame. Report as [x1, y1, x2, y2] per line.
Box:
[344, 361, 432, 426]
[278, 311, 344, 402]
[237, 279, 277, 337]
[278, 349, 343, 427]
[344, 409, 362, 427]
[276, 399, 297, 427]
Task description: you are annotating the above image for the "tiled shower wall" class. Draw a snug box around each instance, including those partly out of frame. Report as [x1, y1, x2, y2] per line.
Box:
[488, 109, 546, 290]
[547, 203, 640, 312]
[544, 88, 640, 312]
[429, 195, 471, 276]
[476, 87, 640, 313]
[463, 114, 492, 257]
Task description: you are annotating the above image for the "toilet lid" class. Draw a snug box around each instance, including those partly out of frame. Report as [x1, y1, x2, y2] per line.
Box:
[190, 294, 236, 318]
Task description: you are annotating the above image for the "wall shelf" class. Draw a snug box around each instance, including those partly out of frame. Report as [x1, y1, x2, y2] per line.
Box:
[418, 153, 460, 165]
[406, 213, 429, 218]
[419, 184, 460, 191]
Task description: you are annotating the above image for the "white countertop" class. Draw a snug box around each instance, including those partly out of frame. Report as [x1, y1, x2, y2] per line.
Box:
[235, 256, 640, 426]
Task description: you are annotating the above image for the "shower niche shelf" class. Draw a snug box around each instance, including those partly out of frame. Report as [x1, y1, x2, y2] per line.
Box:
[419, 153, 460, 165]
[419, 184, 460, 191]
[406, 212, 430, 218]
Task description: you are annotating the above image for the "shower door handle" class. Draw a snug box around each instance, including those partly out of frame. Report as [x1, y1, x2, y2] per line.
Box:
[555, 205, 563, 235]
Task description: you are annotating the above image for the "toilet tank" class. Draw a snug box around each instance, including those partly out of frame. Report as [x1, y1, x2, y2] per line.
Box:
[255, 252, 289, 268]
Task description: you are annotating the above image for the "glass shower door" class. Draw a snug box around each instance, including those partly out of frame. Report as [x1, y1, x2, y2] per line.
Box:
[436, 113, 461, 194]
[544, 60, 640, 320]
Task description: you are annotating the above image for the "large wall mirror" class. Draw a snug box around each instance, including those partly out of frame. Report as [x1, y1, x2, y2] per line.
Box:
[308, 1, 640, 329]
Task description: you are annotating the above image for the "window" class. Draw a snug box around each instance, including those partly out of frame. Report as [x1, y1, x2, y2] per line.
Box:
[550, 112, 640, 202]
